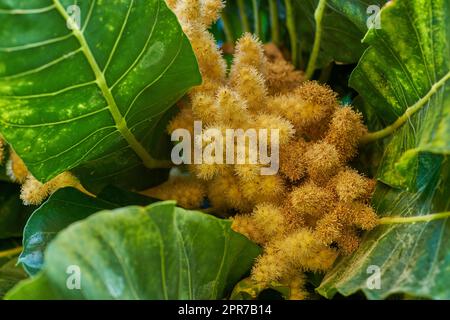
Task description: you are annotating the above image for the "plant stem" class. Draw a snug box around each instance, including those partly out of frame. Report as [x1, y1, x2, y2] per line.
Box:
[0, 246, 23, 259]
[268, 0, 280, 45]
[284, 0, 297, 67]
[220, 11, 234, 44]
[237, 0, 250, 33]
[252, 0, 261, 38]
[305, 0, 327, 79]
[361, 71, 450, 144]
[378, 212, 450, 225]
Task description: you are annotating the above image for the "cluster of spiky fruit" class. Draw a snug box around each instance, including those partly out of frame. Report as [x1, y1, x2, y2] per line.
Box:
[145, 0, 379, 297]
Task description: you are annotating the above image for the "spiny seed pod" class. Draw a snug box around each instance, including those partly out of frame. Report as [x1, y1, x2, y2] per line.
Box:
[289, 182, 336, 217]
[325, 106, 367, 161]
[229, 65, 267, 112]
[143, 176, 206, 209]
[231, 33, 267, 76]
[304, 142, 342, 185]
[279, 139, 308, 182]
[331, 167, 376, 202]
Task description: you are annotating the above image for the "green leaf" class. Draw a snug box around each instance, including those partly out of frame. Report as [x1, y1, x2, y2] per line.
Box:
[0, 0, 201, 191]
[318, 155, 450, 300]
[7, 201, 261, 300]
[292, 0, 387, 68]
[0, 181, 34, 239]
[0, 257, 27, 298]
[19, 187, 155, 276]
[349, 0, 450, 191]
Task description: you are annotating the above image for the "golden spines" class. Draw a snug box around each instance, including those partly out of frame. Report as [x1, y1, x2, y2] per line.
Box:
[7, 150, 28, 183]
[336, 226, 361, 255]
[252, 229, 337, 284]
[198, 0, 225, 26]
[289, 182, 336, 217]
[253, 113, 295, 145]
[240, 174, 286, 206]
[279, 139, 307, 182]
[251, 203, 286, 242]
[215, 88, 251, 127]
[143, 176, 206, 209]
[167, 1, 379, 295]
[229, 65, 267, 113]
[207, 167, 248, 211]
[231, 33, 267, 75]
[330, 167, 376, 202]
[264, 43, 304, 95]
[231, 214, 265, 244]
[20, 172, 85, 206]
[325, 106, 367, 161]
[304, 142, 342, 184]
[191, 93, 218, 125]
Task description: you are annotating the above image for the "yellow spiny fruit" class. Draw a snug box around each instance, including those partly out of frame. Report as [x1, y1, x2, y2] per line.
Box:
[335, 202, 379, 230]
[240, 174, 285, 205]
[165, 0, 178, 10]
[142, 176, 206, 209]
[251, 203, 286, 243]
[215, 88, 252, 127]
[207, 167, 249, 211]
[182, 22, 226, 85]
[331, 167, 376, 202]
[252, 229, 337, 283]
[174, 0, 201, 23]
[198, 0, 225, 26]
[253, 113, 295, 145]
[231, 33, 267, 75]
[266, 81, 338, 139]
[289, 182, 336, 217]
[21, 172, 86, 206]
[279, 139, 307, 182]
[7, 150, 29, 183]
[304, 141, 342, 185]
[325, 106, 367, 161]
[168, 0, 379, 296]
[229, 65, 267, 113]
[252, 245, 288, 284]
[264, 43, 305, 95]
[336, 226, 361, 255]
[191, 92, 218, 124]
[314, 209, 343, 245]
[231, 214, 265, 244]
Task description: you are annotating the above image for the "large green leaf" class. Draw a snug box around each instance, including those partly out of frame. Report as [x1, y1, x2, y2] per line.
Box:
[349, 0, 450, 191]
[292, 0, 387, 68]
[0, 181, 34, 239]
[0, 0, 201, 191]
[318, 155, 450, 299]
[7, 201, 261, 299]
[19, 187, 155, 276]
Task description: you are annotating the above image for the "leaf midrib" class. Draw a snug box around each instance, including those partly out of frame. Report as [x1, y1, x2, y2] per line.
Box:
[52, 0, 161, 168]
